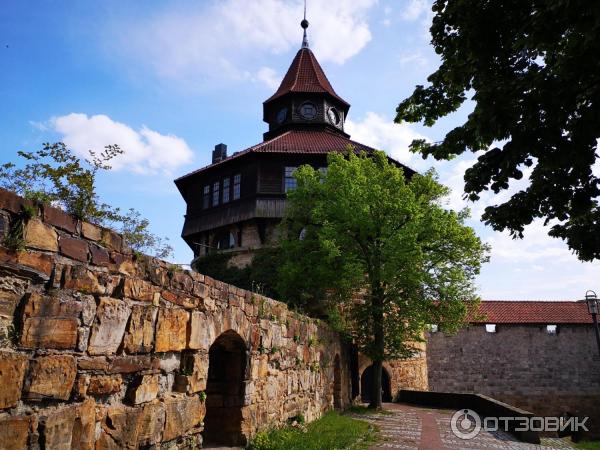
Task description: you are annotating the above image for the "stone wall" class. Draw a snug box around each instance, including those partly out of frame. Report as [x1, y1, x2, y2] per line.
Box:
[427, 324, 600, 433]
[357, 342, 428, 402]
[0, 188, 352, 449]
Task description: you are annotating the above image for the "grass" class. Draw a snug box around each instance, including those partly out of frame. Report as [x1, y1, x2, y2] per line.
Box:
[573, 441, 600, 450]
[248, 410, 378, 450]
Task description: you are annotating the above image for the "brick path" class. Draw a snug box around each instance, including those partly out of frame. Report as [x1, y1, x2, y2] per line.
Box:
[350, 403, 575, 450]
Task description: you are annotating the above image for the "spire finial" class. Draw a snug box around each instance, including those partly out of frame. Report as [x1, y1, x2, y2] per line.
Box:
[301, 0, 309, 48]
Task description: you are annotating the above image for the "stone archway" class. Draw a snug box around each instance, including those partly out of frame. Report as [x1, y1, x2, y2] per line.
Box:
[333, 354, 342, 409]
[203, 330, 248, 447]
[360, 364, 392, 403]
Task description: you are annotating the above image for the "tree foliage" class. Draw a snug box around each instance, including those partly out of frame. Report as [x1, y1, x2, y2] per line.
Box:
[279, 151, 489, 407]
[0, 142, 173, 259]
[395, 0, 600, 261]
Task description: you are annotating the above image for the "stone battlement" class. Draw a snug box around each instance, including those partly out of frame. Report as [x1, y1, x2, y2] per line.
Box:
[0, 188, 351, 448]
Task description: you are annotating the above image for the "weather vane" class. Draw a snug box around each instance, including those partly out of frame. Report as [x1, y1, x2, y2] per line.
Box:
[301, 0, 309, 48]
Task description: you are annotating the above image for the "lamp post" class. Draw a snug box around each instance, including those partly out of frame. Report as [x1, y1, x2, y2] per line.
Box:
[585, 290, 600, 358]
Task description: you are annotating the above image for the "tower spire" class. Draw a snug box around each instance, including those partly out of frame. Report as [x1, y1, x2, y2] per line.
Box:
[301, 0, 309, 48]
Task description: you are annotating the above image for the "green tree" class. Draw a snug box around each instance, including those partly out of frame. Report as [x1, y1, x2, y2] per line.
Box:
[0, 142, 173, 258]
[279, 151, 489, 408]
[395, 0, 600, 261]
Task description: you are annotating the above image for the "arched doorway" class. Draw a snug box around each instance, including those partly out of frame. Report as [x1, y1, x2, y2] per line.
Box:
[333, 354, 342, 409]
[360, 364, 392, 403]
[203, 330, 248, 446]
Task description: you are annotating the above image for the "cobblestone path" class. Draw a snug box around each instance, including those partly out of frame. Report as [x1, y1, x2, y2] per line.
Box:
[351, 403, 575, 450]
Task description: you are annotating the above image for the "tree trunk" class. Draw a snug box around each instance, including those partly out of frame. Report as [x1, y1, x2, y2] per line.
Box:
[369, 359, 383, 409]
[368, 285, 385, 410]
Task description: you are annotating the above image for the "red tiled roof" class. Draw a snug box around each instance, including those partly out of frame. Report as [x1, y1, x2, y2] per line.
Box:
[175, 129, 396, 181]
[473, 301, 592, 324]
[265, 48, 349, 106]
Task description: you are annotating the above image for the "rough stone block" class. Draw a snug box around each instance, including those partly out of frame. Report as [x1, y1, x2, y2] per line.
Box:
[0, 351, 28, 408]
[40, 404, 76, 450]
[188, 311, 215, 350]
[0, 247, 54, 281]
[22, 291, 82, 318]
[0, 415, 33, 450]
[59, 236, 88, 262]
[177, 352, 208, 393]
[0, 288, 22, 319]
[25, 354, 77, 400]
[43, 204, 77, 233]
[101, 228, 122, 252]
[23, 218, 58, 252]
[90, 245, 110, 266]
[122, 278, 156, 302]
[72, 398, 96, 450]
[87, 375, 123, 395]
[136, 401, 166, 447]
[21, 317, 79, 349]
[162, 393, 204, 442]
[81, 221, 102, 241]
[0, 187, 32, 214]
[97, 405, 141, 449]
[77, 356, 108, 371]
[127, 374, 159, 404]
[108, 356, 160, 374]
[123, 305, 157, 353]
[63, 265, 105, 295]
[96, 401, 165, 449]
[155, 308, 189, 352]
[88, 297, 131, 355]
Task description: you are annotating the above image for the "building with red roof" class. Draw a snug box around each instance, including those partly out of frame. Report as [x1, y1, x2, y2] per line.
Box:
[174, 20, 411, 268]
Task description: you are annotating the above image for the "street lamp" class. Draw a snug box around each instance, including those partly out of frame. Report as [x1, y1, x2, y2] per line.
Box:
[584, 290, 600, 358]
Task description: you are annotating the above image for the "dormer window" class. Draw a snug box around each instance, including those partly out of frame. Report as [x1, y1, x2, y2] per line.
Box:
[547, 324, 558, 334]
[485, 324, 496, 333]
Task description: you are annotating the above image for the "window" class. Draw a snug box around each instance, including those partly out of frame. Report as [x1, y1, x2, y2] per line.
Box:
[212, 181, 220, 206]
[215, 232, 236, 250]
[203, 185, 210, 209]
[547, 324, 558, 334]
[284, 166, 297, 192]
[222, 177, 230, 203]
[485, 324, 496, 333]
[233, 174, 241, 200]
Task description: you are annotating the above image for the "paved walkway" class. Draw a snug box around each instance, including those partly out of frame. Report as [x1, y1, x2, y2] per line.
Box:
[350, 403, 575, 450]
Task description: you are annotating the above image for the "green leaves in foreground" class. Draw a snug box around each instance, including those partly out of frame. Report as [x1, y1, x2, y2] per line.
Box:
[395, 0, 600, 261]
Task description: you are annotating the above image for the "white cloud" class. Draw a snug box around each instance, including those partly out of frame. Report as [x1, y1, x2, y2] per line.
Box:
[108, 0, 376, 88]
[401, 0, 428, 21]
[50, 113, 194, 175]
[345, 111, 429, 171]
[254, 67, 280, 90]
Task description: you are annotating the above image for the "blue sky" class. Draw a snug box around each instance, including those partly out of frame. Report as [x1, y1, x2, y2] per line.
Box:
[1, 0, 598, 300]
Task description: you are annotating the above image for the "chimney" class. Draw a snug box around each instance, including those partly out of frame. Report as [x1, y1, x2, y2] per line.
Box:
[212, 143, 227, 164]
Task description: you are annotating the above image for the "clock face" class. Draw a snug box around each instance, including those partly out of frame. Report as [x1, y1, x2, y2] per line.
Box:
[299, 102, 317, 120]
[276, 108, 287, 124]
[327, 107, 340, 125]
